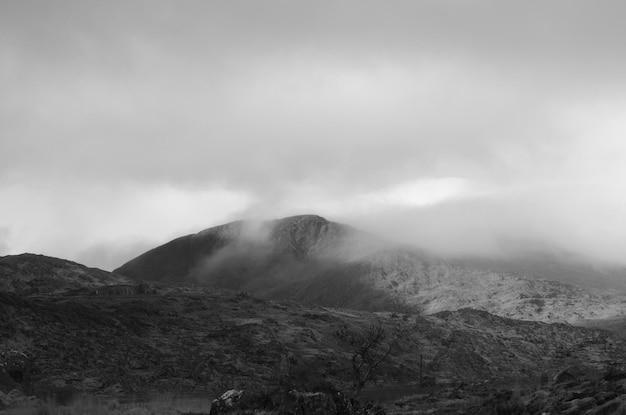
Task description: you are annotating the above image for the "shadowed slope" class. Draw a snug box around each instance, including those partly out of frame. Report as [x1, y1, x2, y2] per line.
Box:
[115, 215, 408, 311]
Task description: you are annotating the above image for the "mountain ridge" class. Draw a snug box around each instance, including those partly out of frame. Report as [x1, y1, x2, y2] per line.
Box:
[114, 214, 626, 325]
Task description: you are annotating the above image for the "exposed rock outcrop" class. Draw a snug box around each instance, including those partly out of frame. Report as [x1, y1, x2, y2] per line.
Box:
[209, 389, 384, 415]
[0, 349, 35, 394]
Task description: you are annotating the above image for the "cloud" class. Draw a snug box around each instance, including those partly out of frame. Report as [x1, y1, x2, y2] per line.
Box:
[0, 179, 250, 269]
[1, 1, 626, 267]
[349, 179, 626, 264]
[75, 239, 156, 272]
[2, 1, 624, 187]
[0, 227, 9, 256]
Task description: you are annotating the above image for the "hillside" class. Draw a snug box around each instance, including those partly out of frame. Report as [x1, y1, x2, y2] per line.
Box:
[114, 215, 626, 325]
[456, 253, 626, 292]
[1, 289, 624, 399]
[0, 253, 132, 295]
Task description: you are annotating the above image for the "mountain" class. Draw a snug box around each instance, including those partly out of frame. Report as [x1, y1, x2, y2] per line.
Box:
[0, 253, 132, 295]
[455, 253, 626, 293]
[114, 215, 626, 325]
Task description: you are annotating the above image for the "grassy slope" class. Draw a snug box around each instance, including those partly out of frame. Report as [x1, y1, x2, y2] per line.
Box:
[1, 289, 625, 399]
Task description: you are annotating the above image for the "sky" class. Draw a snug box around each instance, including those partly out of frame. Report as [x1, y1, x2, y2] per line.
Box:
[1, 0, 626, 270]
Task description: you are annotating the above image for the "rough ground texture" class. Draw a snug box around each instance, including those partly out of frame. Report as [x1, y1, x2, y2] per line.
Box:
[208, 389, 385, 415]
[3, 251, 626, 414]
[0, 253, 132, 295]
[114, 215, 626, 325]
[1, 288, 625, 400]
[363, 365, 626, 414]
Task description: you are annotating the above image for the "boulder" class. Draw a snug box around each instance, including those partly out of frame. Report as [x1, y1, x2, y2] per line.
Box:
[586, 397, 626, 415]
[208, 389, 384, 415]
[209, 390, 245, 415]
[0, 350, 34, 394]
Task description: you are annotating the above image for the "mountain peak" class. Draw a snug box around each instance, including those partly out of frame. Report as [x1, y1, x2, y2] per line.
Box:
[277, 214, 329, 224]
[195, 214, 332, 243]
[271, 214, 344, 257]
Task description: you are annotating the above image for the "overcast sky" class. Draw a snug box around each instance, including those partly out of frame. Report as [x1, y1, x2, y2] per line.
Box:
[1, 0, 626, 270]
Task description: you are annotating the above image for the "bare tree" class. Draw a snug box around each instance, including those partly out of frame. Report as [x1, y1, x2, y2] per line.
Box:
[350, 322, 404, 397]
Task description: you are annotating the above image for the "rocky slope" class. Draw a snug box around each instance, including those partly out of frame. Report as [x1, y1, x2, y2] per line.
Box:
[1, 289, 624, 400]
[0, 253, 132, 295]
[457, 252, 626, 292]
[114, 215, 626, 325]
[387, 364, 626, 414]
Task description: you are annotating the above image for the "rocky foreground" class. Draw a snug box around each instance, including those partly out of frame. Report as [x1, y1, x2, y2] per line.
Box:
[384, 364, 626, 414]
[2, 288, 625, 406]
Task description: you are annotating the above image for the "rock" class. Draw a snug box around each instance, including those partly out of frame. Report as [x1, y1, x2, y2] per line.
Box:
[577, 396, 596, 410]
[0, 349, 34, 393]
[0, 389, 29, 409]
[208, 389, 383, 415]
[209, 389, 245, 415]
[561, 406, 583, 415]
[80, 377, 102, 390]
[586, 397, 626, 415]
[553, 367, 585, 385]
[555, 399, 576, 412]
[103, 383, 124, 395]
[278, 391, 338, 415]
[596, 391, 620, 405]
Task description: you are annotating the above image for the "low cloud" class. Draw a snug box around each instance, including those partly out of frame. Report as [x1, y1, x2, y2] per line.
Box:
[347, 181, 626, 264]
[1, 1, 626, 267]
[0, 226, 10, 256]
[76, 239, 156, 272]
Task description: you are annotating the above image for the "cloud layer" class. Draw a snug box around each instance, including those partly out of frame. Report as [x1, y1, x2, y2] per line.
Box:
[1, 1, 626, 269]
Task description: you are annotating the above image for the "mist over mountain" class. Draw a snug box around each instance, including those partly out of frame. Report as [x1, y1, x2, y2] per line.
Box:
[115, 215, 404, 311]
[455, 252, 626, 293]
[115, 214, 626, 325]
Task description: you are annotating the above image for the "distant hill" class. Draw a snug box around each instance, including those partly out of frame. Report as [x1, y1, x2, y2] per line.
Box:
[114, 215, 626, 325]
[0, 253, 132, 295]
[454, 253, 626, 293]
